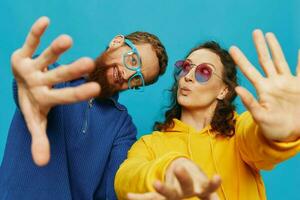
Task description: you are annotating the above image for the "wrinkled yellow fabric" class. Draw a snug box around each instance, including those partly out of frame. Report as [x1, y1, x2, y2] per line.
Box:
[115, 112, 300, 200]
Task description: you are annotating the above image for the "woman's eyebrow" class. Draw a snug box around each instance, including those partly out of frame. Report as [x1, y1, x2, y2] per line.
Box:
[205, 62, 217, 70]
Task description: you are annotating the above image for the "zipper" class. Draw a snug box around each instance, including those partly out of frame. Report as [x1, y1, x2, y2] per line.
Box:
[82, 98, 94, 133]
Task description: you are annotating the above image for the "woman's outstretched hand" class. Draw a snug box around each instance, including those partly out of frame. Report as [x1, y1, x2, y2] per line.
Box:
[127, 158, 221, 200]
[230, 29, 300, 142]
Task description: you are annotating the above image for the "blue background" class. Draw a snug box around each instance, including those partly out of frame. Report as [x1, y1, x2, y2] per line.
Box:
[0, 0, 299, 199]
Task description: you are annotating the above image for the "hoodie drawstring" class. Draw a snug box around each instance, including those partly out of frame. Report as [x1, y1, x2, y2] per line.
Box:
[208, 129, 228, 200]
[188, 128, 194, 160]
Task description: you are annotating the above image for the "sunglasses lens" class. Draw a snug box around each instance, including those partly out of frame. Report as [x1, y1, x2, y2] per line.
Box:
[195, 64, 213, 82]
[175, 60, 191, 79]
[175, 60, 184, 68]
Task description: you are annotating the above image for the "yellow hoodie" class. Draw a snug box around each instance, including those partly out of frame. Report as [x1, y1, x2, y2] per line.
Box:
[115, 112, 300, 200]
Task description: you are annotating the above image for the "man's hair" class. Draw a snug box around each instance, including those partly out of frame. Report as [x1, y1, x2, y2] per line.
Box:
[125, 32, 168, 85]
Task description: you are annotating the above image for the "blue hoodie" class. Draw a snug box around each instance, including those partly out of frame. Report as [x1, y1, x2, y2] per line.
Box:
[0, 64, 137, 200]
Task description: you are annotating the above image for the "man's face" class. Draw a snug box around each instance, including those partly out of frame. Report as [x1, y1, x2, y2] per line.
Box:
[89, 36, 160, 99]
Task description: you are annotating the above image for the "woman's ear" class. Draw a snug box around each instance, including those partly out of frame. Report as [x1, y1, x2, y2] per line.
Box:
[217, 87, 229, 100]
[108, 35, 125, 48]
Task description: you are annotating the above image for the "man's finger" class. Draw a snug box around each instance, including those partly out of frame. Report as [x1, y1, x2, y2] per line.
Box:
[35, 34, 73, 69]
[229, 46, 263, 88]
[25, 116, 50, 166]
[31, 129, 50, 166]
[47, 82, 101, 106]
[265, 32, 290, 75]
[20, 95, 50, 166]
[21, 16, 50, 57]
[42, 57, 95, 85]
[252, 29, 277, 77]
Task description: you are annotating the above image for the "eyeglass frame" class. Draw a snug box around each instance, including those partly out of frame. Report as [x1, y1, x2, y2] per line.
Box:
[122, 38, 145, 91]
[175, 59, 236, 88]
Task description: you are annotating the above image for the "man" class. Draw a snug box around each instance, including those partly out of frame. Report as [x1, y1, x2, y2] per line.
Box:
[0, 16, 168, 200]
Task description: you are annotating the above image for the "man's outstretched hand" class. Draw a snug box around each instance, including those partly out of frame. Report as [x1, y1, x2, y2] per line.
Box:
[11, 17, 101, 166]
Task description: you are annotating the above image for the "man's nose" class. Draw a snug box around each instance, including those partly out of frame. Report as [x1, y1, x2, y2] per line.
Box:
[120, 65, 136, 81]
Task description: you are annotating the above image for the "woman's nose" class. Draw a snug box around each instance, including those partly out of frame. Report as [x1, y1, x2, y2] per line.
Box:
[184, 69, 194, 82]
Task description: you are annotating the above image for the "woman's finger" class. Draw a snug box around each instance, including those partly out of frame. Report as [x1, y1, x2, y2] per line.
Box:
[235, 86, 264, 121]
[229, 46, 263, 88]
[296, 50, 300, 76]
[127, 192, 165, 200]
[197, 175, 221, 199]
[253, 29, 277, 77]
[265, 32, 290, 75]
[153, 180, 179, 199]
[173, 165, 195, 195]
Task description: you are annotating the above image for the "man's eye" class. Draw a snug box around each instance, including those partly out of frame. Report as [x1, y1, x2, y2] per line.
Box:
[131, 57, 137, 66]
[131, 77, 142, 85]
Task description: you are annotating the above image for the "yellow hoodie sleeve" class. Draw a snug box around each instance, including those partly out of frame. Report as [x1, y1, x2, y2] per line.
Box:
[114, 135, 188, 199]
[236, 111, 300, 170]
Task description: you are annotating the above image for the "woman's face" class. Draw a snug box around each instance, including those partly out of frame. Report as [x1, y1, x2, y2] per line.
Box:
[177, 48, 228, 110]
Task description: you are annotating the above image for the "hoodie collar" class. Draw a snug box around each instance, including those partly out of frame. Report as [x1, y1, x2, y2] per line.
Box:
[80, 77, 126, 111]
[170, 111, 240, 134]
[107, 93, 126, 111]
[169, 118, 211, 134]
[92, 93, 126, 111]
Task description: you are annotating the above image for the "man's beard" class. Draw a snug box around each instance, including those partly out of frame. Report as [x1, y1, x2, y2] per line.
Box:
[88, 50, 119, 100]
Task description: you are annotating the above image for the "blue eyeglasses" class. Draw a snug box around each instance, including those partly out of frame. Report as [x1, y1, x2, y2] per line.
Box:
[123, 39, 145, 91]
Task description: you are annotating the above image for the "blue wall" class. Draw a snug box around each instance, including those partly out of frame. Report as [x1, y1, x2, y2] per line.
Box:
[0, 0, 299, 199]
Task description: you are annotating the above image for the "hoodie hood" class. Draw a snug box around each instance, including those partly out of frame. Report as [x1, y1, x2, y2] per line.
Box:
[167, 118, 212, 135]
[166, 118, 227, 198]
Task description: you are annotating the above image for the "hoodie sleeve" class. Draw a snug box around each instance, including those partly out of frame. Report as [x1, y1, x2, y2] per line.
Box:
[114, 135, 188, 199]
[235, 111, 300, 170]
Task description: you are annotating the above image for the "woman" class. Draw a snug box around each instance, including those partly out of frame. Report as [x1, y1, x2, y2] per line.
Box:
[115, 30, 300, 200]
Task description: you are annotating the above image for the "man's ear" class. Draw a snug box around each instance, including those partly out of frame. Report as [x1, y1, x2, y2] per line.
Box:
[108, 35, 125, 48]
[217, 87, 229, 100]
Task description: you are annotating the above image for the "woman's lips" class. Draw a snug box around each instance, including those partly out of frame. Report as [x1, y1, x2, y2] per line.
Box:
[179, 87, 191, 95]
[180, 86, 191, 91]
